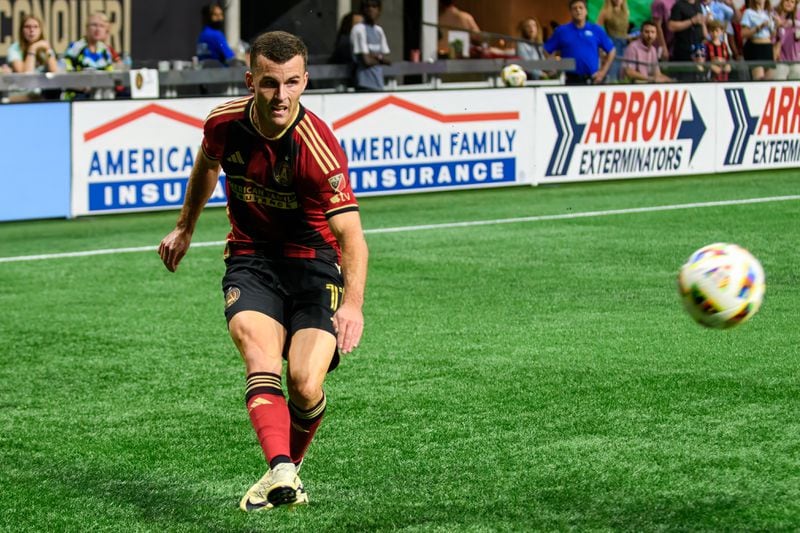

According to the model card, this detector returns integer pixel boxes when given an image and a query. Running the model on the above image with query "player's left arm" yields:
[328,211,368,354]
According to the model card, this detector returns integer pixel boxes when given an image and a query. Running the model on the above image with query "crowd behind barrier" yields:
[3,56,798,102]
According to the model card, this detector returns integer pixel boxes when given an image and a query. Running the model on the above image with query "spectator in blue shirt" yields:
[197,2,235,65]
[544,0,616,85]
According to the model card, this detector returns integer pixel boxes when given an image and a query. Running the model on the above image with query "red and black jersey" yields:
[202,96,358,263]
[704,39,730,81]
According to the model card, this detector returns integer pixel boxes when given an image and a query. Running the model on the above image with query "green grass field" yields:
[1,170,798,531]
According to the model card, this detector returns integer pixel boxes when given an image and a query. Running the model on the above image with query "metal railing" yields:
[0,57,576,101]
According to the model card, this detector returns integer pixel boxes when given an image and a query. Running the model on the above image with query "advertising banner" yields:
[319,89,535,196]
[534,84,716,183]
[70,94,318,216]
[72,97,223,216]
[717,82,800,171]
[0,102,71,222]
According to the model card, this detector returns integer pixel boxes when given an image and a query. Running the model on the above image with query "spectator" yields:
[438,0,482,57]
[516,17,546,79]
[597,0,630,82]
[699,0,741,58]
[623,20,675,82]
[773,0,800,80]
[5,15,59,102]
[63,12,122,100]
[544,0,616,85]
[351,0,390,91]
[197,2,236,65]
[329,12,363,64]
[705,19,732,80]
[652,0,677,59]
[8,15,58,75]
[741,0,777,80]
[669,0,707,79]
[64,12,120,72]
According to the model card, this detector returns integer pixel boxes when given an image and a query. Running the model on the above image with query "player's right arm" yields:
[158,149,221,272]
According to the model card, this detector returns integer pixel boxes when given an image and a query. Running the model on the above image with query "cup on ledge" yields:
[173,60,184,71]
[158,60,170,72]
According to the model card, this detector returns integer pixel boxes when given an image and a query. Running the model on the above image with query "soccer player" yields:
[158,30,368,511]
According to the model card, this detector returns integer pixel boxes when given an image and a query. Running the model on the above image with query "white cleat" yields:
[266,463,299,506]
[239,470,273,512]
[240,462,309,512]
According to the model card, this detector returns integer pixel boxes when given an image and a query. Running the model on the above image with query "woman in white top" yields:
[741,0,777,80]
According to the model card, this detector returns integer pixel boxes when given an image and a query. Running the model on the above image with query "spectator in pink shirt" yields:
[652,0,677,59]
[774,0,800,79]
[623,20,675,82]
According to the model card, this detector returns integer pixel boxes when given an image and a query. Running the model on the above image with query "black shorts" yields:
[744,41,774,63]
[222,254,343,369]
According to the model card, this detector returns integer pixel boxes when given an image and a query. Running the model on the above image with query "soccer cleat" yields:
[292,481,309,507]
[266,463,299,506]
[239,463,308,512]
[239,470,273,512]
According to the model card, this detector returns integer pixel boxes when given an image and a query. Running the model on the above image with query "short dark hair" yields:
[360,0,381,12]
[569,0,587,7]
[641,19,657,31]
[201,2,222,26]
[249,31,308,70]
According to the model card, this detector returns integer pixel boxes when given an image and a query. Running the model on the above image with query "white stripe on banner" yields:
[1,194,798,263]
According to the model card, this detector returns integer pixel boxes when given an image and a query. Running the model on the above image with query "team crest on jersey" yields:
[328,173,352,204]
[328,173,345,192]
[225,287,241,309]
[274,161,293,187]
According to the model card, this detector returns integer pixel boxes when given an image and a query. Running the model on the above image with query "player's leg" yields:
[286,328,337,465]
[230,311,301,510]
[223,256,299,510]
[284,258,343,468]
[284,328,337,508]
[229,311,289,464]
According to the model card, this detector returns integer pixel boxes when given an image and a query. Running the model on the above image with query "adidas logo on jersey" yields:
[226,151,245,165]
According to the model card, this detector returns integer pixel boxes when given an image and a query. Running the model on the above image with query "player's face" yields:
[246,54,308,136]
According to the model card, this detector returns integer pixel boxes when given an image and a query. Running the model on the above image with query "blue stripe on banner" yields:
[349,158,516,193]
[88,176,227,211]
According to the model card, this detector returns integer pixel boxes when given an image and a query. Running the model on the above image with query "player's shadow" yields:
[35,458,258,532]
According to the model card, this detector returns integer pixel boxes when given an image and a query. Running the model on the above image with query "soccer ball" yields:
[677,243,765,329]
[500,64,527,87]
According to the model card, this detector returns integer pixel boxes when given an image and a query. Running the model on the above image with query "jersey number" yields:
[325,283,344,311]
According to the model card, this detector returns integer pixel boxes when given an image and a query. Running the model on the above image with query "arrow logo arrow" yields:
[677,95,706,160]
[546,93,585,177]
[724,88,759,166]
